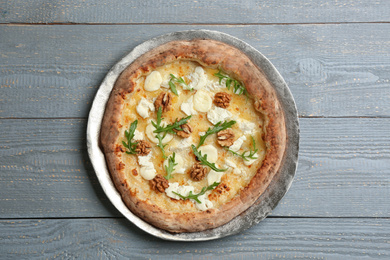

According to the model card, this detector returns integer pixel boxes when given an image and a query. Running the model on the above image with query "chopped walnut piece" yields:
[173,123,193,138]
[150,174,169,193]
[214,92,232,108]
[217,129,235,147]
[134,140,152,156]
[189,162,208,181]
[154,92,172,112]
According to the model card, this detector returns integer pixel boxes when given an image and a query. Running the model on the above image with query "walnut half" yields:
[214,92,232,108]
[173,123,193,138]
[150,174,169,193]
[217,129,235,147]
[154,92,172,112]
[189,162,208,181]
[135,140,152,156]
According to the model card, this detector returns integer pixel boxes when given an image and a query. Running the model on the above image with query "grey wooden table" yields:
[1,1,389,259]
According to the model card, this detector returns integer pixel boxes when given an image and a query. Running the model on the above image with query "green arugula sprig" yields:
[228,136,259,161]
[197,120,236,148]
[164,152,178,180]
[122,120,139,154]
[151,107,168,158]
[169,74,190,95]
[214,70,247,95]
[153,116,192,135]
[151,107,192,158]
[191,145,227,172]
[173,182,220,203]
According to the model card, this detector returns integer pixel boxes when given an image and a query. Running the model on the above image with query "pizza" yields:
[100,39,286,233]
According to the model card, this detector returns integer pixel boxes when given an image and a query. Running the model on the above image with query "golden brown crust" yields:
[100,39,286,233]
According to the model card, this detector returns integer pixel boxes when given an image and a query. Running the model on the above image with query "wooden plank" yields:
[0,218,389,259]
[1,0,390,24]
[1,24,390,118]
[0,118,389,218]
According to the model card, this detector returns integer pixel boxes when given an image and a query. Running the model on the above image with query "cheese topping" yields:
[188,66,207,90]
[193,90,212,112]
[136,98,155,119]
[207,106,232,125]
[118,60,266,212]
[198,145,218,163]
[229,136,247,152]
[144,71,162,91]
[181,96,197,116]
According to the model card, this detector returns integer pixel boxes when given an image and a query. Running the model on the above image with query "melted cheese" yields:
[117,60,266,212]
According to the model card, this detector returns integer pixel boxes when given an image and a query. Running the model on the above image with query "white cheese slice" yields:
[188,66,207,90]
[181,96,197,116]
[195,194,213,211]
[139,166,156,180]
[198,145,218,163]
[239,119,257,135]
[136,97,155,119]
[163,153,185,175]
[132,129,144,141]
[145,123,173,144]
[229,136,247,152]
[144,71,162,91]
[207,170,224,186]
[170,136,193,152]
[138,152,156,180]
[165,182,195,200]
[225,159,242,175]
[207,106,232,125]
[138,152,153,167]
[193,90,212,112]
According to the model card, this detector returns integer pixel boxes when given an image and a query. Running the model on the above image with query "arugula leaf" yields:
[197,120,236,148]
[191,145,227,172]
[153,115,192,134]
[164,152,178,180]
[214,70,247,96]
[173,182,220,203]
[227,136,259,161]
[169,74,189,95]
[151,107,168,158]
[122,120,139,154]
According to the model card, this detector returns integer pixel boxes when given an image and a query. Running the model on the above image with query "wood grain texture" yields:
[1,24,390,118]
[1,0,390,24]
[0,118,389,218]
[0,218,389,259]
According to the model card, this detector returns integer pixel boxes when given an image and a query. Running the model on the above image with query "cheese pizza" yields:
[100,39,286,233]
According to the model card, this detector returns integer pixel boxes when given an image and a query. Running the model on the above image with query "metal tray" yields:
[86,30,299,241]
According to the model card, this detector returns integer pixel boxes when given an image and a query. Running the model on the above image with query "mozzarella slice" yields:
[193,90,212,112]
[207,106,232,125]
[144,71,162,91]
[181,96,197,116]
[198,145,218,163]
[136,98,155,119]
[163,153,185,174]
[239,119,257,135]
[207,170,224,186]
[225,159,242,175]
[188,66,207,90]
[145,123,173,144]
[229,136,247,152]
[139,166,156,180]
[195,194,213,211]
[165,182,195,200]
[132,129,144,141]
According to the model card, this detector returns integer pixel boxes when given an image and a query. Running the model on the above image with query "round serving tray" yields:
[87,30,299,241]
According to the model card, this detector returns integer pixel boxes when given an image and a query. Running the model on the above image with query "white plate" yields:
[87,30,299,241]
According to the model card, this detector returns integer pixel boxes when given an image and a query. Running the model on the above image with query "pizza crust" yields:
[100,39,286,233]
